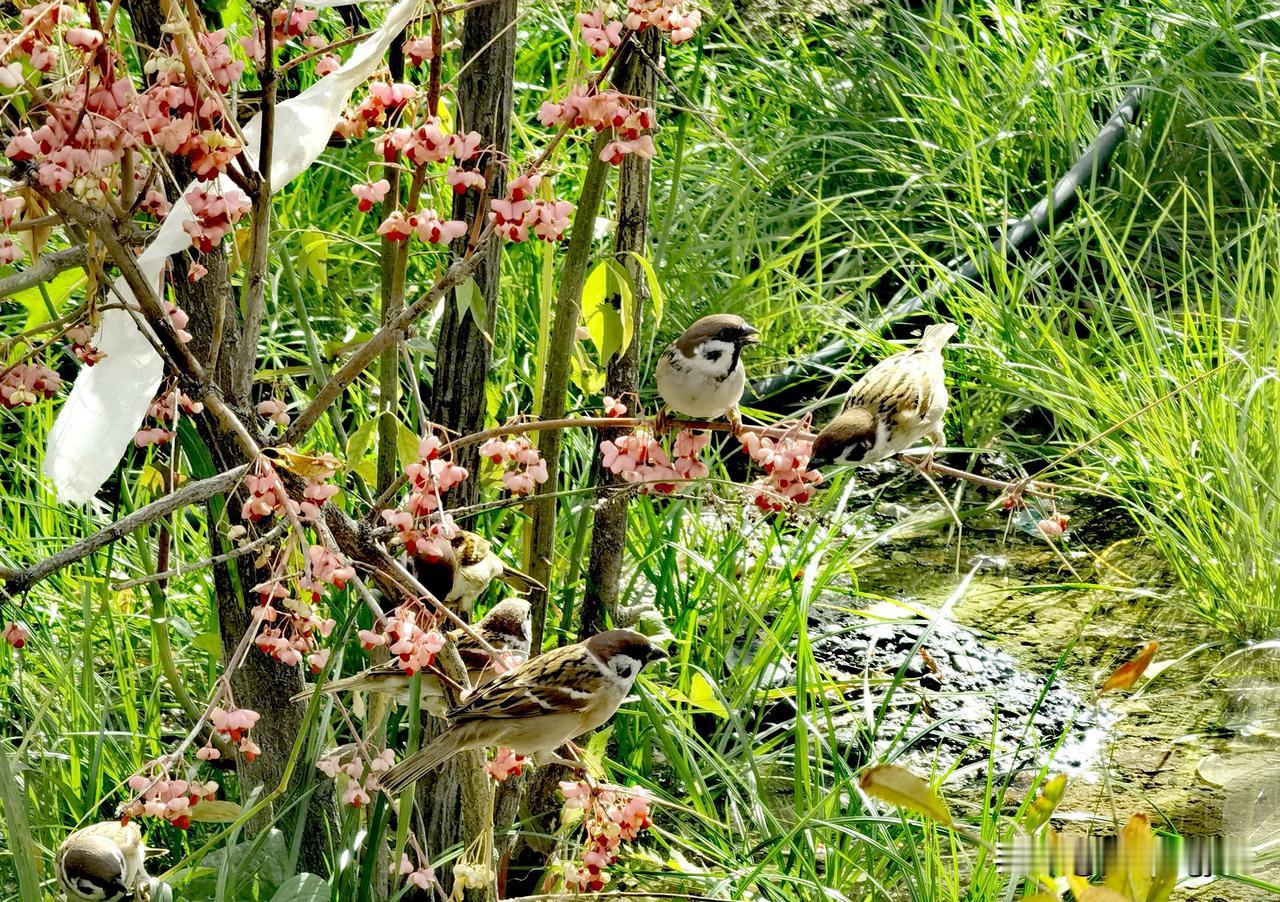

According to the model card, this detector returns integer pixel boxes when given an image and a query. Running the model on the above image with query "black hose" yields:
[745,83,1148,403]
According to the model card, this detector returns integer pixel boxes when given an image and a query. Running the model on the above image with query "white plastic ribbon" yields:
[45,0,417,503]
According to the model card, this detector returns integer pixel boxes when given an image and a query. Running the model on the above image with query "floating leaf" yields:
[1023,774,1067,833]
[298,230,328,286]
[189,799,243,823]
[1101,642,1158,694]
[859,764,953,826]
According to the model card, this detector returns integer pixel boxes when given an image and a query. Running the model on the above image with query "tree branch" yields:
[0,246,86,299]
[0,465,249,597]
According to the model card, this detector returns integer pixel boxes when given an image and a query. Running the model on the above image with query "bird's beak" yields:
[741,326,761,344]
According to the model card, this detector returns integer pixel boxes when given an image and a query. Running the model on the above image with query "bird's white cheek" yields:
[609,654,641,682]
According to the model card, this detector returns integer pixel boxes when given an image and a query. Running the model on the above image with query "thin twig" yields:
[112,522,286,590]
[0,465,250,596]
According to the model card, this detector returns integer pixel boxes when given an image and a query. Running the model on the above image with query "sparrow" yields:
[290,598,533,715]
[56,821,149,901]
[811,323,958,468]
[379,629,667,794]
[654,314,760,430]
[412,529,543,615]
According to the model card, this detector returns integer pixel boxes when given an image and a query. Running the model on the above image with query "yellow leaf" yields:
[1101,642,1158,694]
[1024,774,1068,833]
[189,799,243,823]
[858,764,953,826]
[262,446,342,480]
[1103,813,1154,899]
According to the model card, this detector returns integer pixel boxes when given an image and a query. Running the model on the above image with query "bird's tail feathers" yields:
[379,736,458,794]
[918,323,958,351]
[497,564,545,594]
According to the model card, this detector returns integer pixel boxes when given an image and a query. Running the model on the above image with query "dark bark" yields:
[177,246,335,876]
[413,2,517,897]
[580,31,659,639]
[427,0,517,514]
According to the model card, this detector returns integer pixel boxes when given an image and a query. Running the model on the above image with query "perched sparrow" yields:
[291,598,532,715]
[379,629,667,793]
[811,323,958,467]
[655,314,760,430]
[56,821,148,901]
[412,529,543,615]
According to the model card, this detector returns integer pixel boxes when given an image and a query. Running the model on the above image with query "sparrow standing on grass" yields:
[655,314,760,431]
[291,598,533,715]
[56,821,150,901]
[811,323,958,468]
[412,529,543,615]
[379,629,667,793]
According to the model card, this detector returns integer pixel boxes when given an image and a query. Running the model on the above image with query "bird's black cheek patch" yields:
[703,348,723,363]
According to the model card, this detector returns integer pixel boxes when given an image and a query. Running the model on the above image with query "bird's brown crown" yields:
[585,629,668,664]
[476,598,531,637]
[674,314,759,356]
[811,408,877,463]
[454,529,492,566]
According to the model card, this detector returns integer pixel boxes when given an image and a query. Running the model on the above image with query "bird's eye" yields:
[718,328,735,341]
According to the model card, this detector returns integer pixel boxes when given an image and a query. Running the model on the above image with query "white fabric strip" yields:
[45,0,418,503]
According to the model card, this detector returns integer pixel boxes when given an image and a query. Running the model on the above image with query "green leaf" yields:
[581,258,634,365]
[345,418,378,465]
[626,251,664,328]
[455,276,492,343]
[191,631,223,657]
[268,873,328,902]
[298,230,328,286]
[189,799,243,823]
[11,266,85,339]
[394,416,420,470]
[662,672,728,718]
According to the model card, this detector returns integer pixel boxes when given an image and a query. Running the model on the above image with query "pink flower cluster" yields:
[483,747,527,782]
[602,396,628,418]
[400,854,438,892]
[241,464,292,522]
[0,362,60,408]
[122,769,219,830]
[738,431,822,511]
[317,748,395,807]
[560,781,654,892]
[357,602,446,675]
[538,89,656,167]
[250,572,337,670]
[478,434,549,495]
[135,389,203,447]
[600,427,708,493]
[257,397,291,427]
[400,434,469,518]
[405,35,434,67]
[377,208,468,245]
[487,172,575,243]
[4,20,245,202]
[208,706,262,759]
[352,179,390,213]
[624,0,702,41]
[3,621,29,649]
[0,236,22,265]
[66,323,104,365]
[183,184,251,253]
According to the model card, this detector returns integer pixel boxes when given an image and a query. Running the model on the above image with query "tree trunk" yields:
[175,245,335,876]
[428,0,517,514]
[414,2,516,897]
[580,30,659,639]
